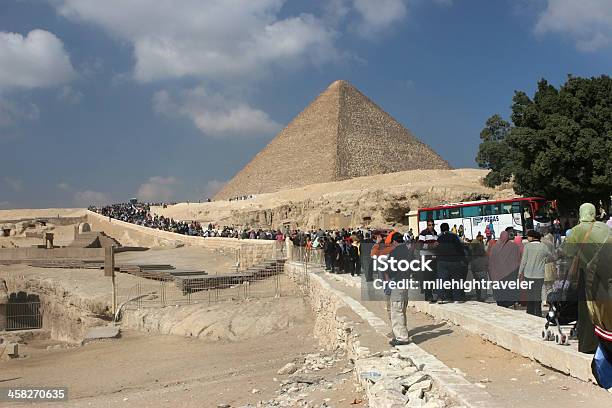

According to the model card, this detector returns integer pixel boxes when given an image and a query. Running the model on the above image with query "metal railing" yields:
[6,302,42,331]
[115,260,301,310]
[288,246,325,266]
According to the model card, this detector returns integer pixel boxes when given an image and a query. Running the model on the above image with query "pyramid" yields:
[215,80,450,199]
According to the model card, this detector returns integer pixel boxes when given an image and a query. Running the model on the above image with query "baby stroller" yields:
[542,259,578,345]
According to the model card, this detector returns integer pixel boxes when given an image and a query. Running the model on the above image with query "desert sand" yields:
[152,168,514,229]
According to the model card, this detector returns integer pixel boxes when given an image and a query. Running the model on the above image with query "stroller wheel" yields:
[541,330,546,340]
[555,334,560,344]
[546,330,554,341]
[561,334,568,345]
[569,328,576,337]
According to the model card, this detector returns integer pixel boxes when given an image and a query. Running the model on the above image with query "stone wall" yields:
[86,211,275,270]
[284,262,503,408]
[0,247,105,263]
[284,262,450,407]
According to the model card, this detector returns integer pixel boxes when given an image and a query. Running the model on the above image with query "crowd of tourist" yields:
[89,203,292,239]
[89,199,611,387]
[89,203,204,236]
[290,204,609,387]
[228,194,255,202]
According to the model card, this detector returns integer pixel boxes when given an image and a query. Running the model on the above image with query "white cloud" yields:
[73,190,111,206]
[3,177,23,191]
[137,176,179,202]
[56,0,337,82]
[0,29,76,90]
[352,0,408,36]
[332,0,451,39]
[153,87,281,138]
[535,0,612,51]
[57,182,72,191]
[57,86,83,104]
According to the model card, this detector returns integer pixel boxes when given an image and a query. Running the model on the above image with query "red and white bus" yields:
[418,197,553,240]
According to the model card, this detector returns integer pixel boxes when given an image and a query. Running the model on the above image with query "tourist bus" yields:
[417,197,553,240]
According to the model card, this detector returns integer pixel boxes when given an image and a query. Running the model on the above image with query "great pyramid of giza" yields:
[215,80,450,199]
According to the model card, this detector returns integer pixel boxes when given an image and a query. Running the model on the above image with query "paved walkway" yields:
[326,271,594,382]
[303,265,503,408]
[409,300,593,382]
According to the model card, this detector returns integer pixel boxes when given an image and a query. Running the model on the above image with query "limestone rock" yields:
[401,373,429,389]
[278,362,298,375]
[216,80,450,200]
[408,379,432,393]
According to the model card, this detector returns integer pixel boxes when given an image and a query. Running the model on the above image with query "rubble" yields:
[356,353,449,408]
[240,349,361,408]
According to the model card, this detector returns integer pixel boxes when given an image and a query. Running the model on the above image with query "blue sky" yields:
[1,0,611,208]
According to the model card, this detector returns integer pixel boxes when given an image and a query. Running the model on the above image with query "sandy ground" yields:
[0,209,87,221]
[150,168,513,222]
[115,246,236,275]
[1,327,363,408]
[0,245,364,407]
[321,274,612,408]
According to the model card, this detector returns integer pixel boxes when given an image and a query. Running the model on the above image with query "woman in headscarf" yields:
[513,233,524,253]
[563,203,611,354]
[489,231,522,307]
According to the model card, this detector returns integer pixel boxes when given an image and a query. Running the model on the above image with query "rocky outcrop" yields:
[156,169,514,230]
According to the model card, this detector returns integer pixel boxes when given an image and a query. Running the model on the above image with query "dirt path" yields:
[320,272,612,407]
[1,328,363,408]
[115,246,236,275]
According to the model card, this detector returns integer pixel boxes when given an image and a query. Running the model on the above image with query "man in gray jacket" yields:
[519,230,552,317]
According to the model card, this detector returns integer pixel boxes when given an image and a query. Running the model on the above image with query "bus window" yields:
[483,204,500,215]
[462,205,481,217]
[419,210,432,221]
[511,202,521,214]
[434,209,448,219]
[501,203,512,214]
[449,208,461,219]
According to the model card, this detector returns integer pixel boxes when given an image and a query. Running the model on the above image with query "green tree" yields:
[476,75,612,210]
[476,114,514,187]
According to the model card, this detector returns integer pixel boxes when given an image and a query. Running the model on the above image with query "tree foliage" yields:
[476,75,612,209]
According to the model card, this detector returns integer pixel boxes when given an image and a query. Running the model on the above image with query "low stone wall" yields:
[86,211,275,270]
[0,247,105,263]
[283,262,496,407]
